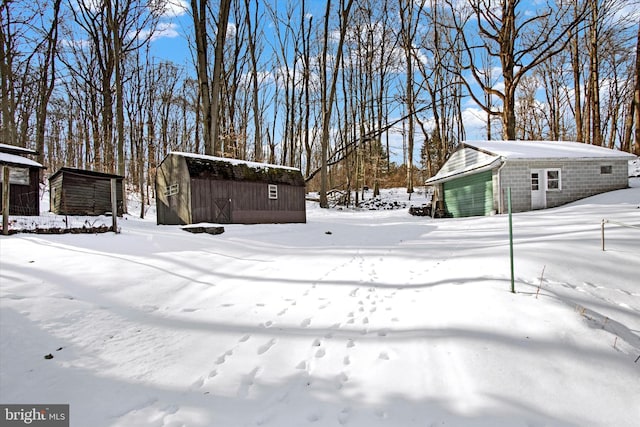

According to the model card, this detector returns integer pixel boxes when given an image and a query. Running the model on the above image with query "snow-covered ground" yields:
[1,181,639,427]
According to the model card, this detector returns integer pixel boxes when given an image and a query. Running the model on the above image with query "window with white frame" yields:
[546,169,561,191]
[268,184,278,200]
[164,183,179,196]
[531,172,540,191]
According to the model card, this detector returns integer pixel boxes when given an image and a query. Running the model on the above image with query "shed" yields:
[156,152,306,225]
[426,140,636,217]
[49,167,124,216]
[0,143,44,216]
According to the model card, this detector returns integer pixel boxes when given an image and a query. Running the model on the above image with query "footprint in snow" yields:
[192,376,205,388]
[301,318,312,327]
[337,372,348,384]
[307,412,321,422]
[257,339,277,355]
[338,407,351,425]
[216,350,233,365]
[237,367,261,398]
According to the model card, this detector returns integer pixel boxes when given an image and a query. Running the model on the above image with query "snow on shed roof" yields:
[0,143,37,156]
[171,151,301,172]
[465,140,636,160]
[0,152,43,168]
[167,152,305,186]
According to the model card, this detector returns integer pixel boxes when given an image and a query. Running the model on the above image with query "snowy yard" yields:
[1,181,639,427]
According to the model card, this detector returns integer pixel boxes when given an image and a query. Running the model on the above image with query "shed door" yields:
[530,169,546,210]
[191,179,232,224]
[443,170,493,217]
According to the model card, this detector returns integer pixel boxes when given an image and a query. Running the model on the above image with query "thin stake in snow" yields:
[2,166,8,235]
[508,187,515,293]
[536,265,546,299]
[601,219,640,251]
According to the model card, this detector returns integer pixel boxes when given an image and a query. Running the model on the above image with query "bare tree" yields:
[319,0,354,208]
[399,0,426,197]
[1,0,60,159]
[622,23,639,154]
[450,0,588,140]
[243,0,263,161]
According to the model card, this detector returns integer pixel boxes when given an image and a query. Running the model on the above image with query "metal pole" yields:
[508,187,515,293]
[2,166,10,235]
[110,178,118,234]
[601,219,605,251]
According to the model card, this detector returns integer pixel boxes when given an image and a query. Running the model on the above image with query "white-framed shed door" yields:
[530,169,546,210]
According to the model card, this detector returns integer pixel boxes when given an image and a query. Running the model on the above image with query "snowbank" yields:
[1,182,639,426]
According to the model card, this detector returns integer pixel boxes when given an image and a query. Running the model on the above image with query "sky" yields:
[146,0,492,152]
[127,0,640,163]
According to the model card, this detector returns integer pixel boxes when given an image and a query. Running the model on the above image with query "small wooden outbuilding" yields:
[156,152,306,225]
[0,143,44,216]
[49,167,124,216]
[426,140,636,217]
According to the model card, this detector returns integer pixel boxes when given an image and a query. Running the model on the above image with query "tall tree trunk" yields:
[210,0,231,155]
[34,0,61,180]
[570,27,583,142]
[635,25,640,156]
[500,0,517,140]
[191,0,212,155]
[623,23,639,154]
[589,0,602,145]
[244,0,262,161]
[0,1,18,148]
[319,0,354,208]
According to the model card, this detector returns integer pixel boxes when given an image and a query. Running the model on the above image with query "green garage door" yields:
[443,170,494,217]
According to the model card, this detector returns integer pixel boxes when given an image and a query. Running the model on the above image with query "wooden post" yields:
[2,166,9,235]
[110,178,118,234]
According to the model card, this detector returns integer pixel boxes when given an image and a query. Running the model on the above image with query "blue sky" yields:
[142,0,640,160]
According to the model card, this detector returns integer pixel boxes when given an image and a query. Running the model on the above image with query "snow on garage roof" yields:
[465,140,636,160]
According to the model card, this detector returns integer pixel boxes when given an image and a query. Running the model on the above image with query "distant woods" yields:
[1,0,639,209]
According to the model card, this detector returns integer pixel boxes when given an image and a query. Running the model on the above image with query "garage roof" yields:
[426,140,636,185]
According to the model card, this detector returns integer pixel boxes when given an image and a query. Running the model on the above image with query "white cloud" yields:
[139,22,180,42]
[157,0,189,18]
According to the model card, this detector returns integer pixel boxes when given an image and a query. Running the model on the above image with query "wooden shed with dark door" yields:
[49,167,124,216]
[156,152,306,225]
[0,143,44,216]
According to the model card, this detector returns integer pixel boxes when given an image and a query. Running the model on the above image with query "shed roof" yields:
[0,143,38,156]
[169,152,305,186]
[426,140,636,185]
[0,152,44,168]
[49,167,124,181]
